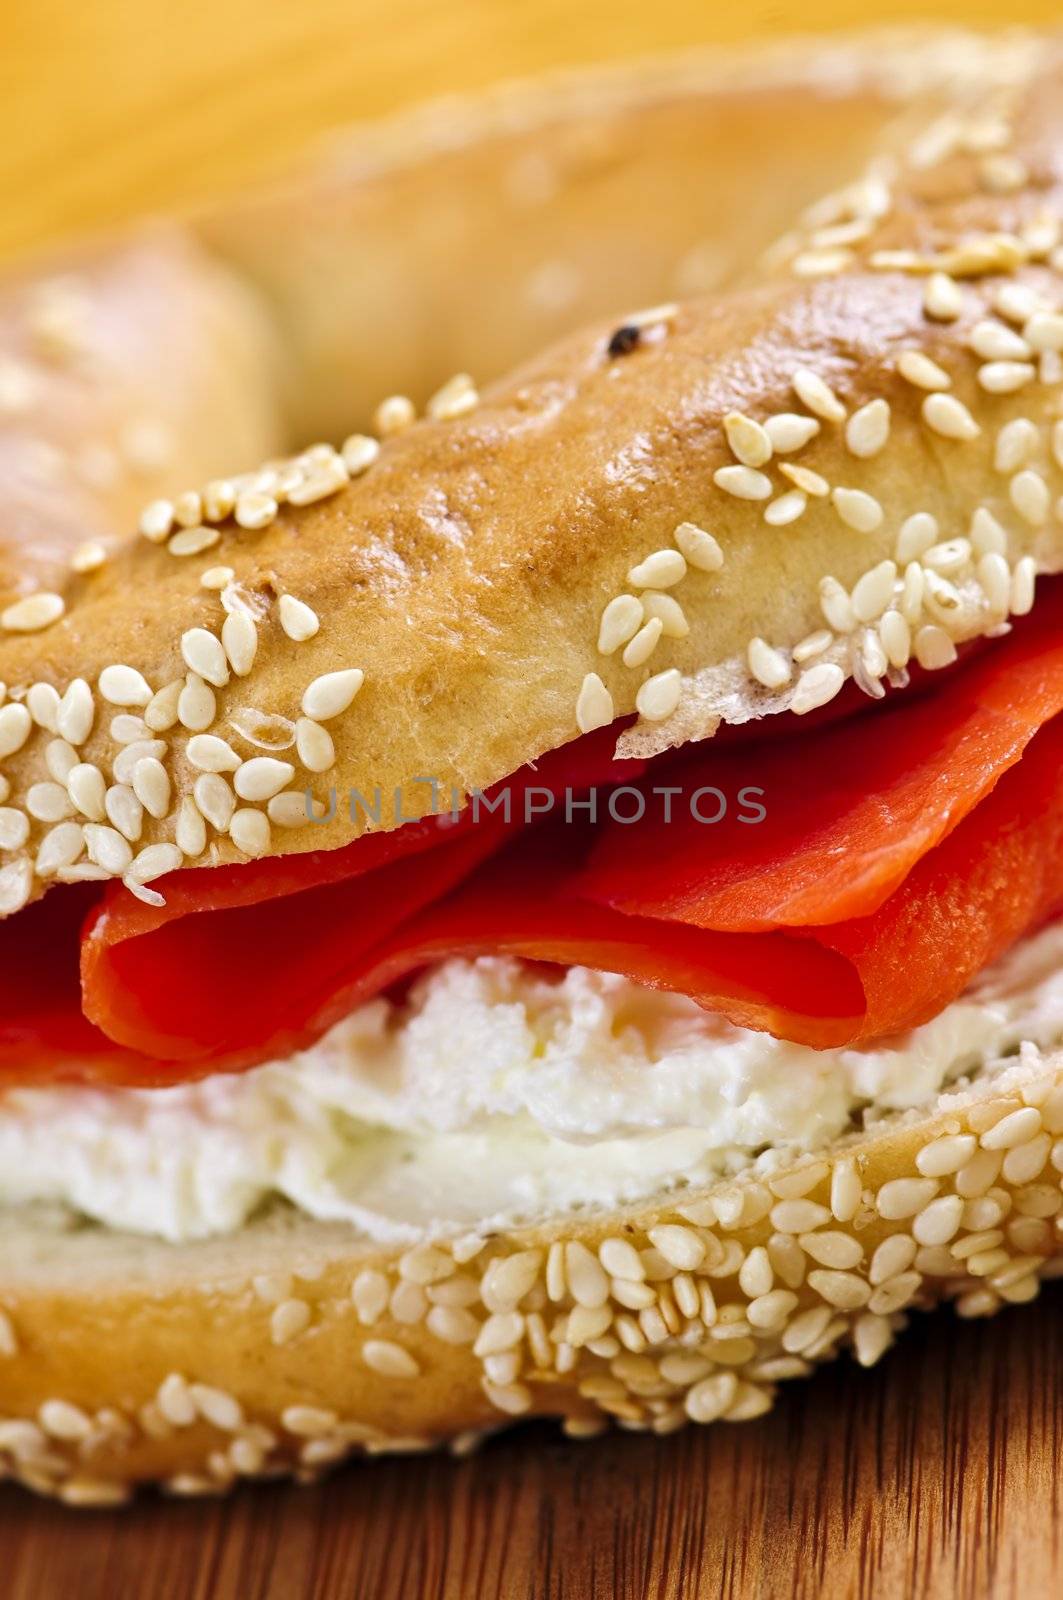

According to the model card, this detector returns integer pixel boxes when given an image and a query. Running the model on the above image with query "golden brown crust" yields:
[0,1052,1058,1502]
[2,54,1063,911]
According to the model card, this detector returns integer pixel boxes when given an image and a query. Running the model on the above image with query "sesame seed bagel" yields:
[0,1047,1059,1504]
[4,50,1063,906]
[2,30,1063,1506]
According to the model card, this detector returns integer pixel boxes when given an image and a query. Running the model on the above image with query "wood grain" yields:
[2,0,1062,263]
[4,1285,1062,1598]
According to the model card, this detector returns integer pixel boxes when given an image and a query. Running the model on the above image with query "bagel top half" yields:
[1,46,1063,916]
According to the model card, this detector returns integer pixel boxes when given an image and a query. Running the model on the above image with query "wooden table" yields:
[4,2,1063,1595]
[4,1284,1062,1598]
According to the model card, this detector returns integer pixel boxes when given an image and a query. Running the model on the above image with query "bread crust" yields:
[0,1051,1059,1502]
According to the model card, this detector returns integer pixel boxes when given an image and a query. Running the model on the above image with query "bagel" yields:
[0,29,1062,1506]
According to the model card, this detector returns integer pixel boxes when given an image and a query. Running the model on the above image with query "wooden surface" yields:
[2,1285,1062,1598]
[5,1,1063,1595]
[1,0,1061,262]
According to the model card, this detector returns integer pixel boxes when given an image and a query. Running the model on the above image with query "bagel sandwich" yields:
[0,30,1062,1505]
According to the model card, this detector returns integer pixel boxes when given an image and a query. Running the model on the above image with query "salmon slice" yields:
[0,595,1058,1082]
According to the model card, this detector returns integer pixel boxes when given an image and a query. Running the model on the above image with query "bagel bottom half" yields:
[0,1041,1060,1505]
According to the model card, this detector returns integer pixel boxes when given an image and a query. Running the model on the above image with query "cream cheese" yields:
[1,920,1061,1245]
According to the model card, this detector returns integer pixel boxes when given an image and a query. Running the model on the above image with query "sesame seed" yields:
[565,1240,610,1306]
[898,350,951,390]
[139,499,174,542]
[427,372,479,421]
[640,593,688,639]
[914,621,959,670]
[845,398,890,458]
[1009,470,1049,526]
[111,713,149,744]
[145,680,183,732]
[599,1239,644,1281]
[763,413,821,453]
[201,566,235,592]
[202,480,236,522]
[626,549,687,589]
[798,1231,863,1269]
[193,773,235,831]
[35,821,84,877]
[1,592,64,633]
[271,1300,311,1345]
[173,490,202,529]
[98,665,152,708]
[373,395,416,437]
[879,609,911,668]
[55,679,93,746]
[473,1311,524,1358]
[621,617,662,669]
[26,782,74,822]
[104,783,144,841]
[576,672,613,733]
[713,465,772,500]
[788,631,830,668]
[351,1269,389,1324]
[922,392,980,440]
[186,734,240,773]
[968,320,1031,361]
[222,611,258,678]
[792,367,846,423]
[780,467,828,502]
[26,682,59,732]
[979,360,1036,394]
[176,798,207,858]
[181,628,230,688]
[342,434,380,475]
[427,1306,479,1345]
[71,540,107,574]
[923,272,964,320]
[230,809,271,857]
[234,492,278,531]
[738,1246,774,1298]
[685,1373,738,1423]
[912,1193,964,1246]
[808,1270,870,1310]
[190,1384,243,1432]
[278,595,320,642]
[295,717,335,773]
[301,669,365,719]
[850,560,897,623]
[362,1340,419,1378]
[764,491,807,526]
[169,525,221,558]
[0,809,29,850]
[112,739,166,786]
[131,757,170,819]
[0,702,29,760]
[1025,312,1063,352]
[635,668,681,722]
[994,418,1039,473]
[647,1225,705,1272]
[0,860,30,915]
[980,1106,1042,1149]
[747,637,792,689]
[770,1199,831,1234]
[178,674,216,733]
[127,843,182,884]
[234,757,294,802]
[673,522,723,571]
[818,576,855,633]
[791,661,846,715]
[723,411,772,467]
[1010,555,1037,616]
[83,824,133,876]
[38,1400,92,1441]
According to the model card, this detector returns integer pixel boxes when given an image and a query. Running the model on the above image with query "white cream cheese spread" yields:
[1,920,1061,1244]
